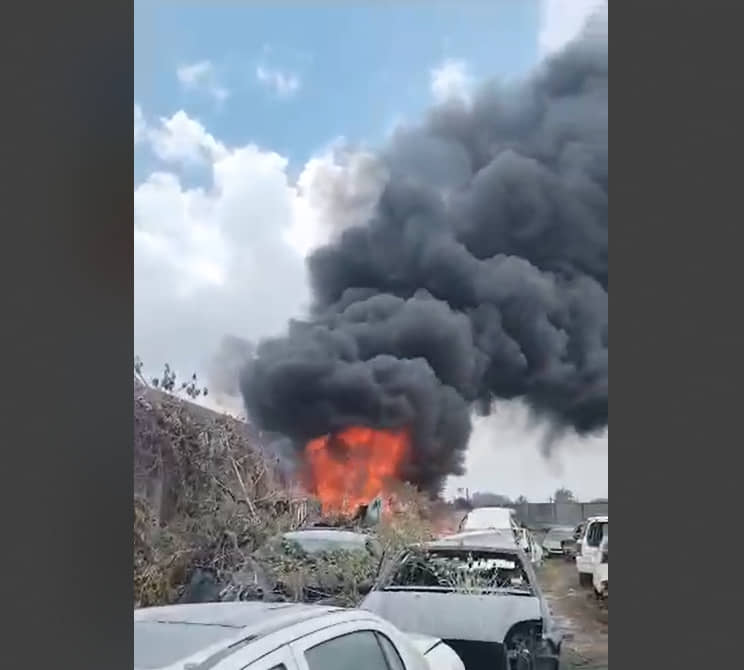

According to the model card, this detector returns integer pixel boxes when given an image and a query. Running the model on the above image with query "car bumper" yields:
[593,565,608,594]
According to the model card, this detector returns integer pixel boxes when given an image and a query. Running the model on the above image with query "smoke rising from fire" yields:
[241,21,608,495]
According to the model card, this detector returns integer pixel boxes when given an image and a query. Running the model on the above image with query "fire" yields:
[304,426,409,515]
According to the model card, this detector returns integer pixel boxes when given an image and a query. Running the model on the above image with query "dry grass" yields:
[133,382,443,609]
[133,382,307,607]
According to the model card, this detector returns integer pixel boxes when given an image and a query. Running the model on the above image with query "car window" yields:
[282,531,367,554]
[376,632,406,670]
[305,630,393,670]
[386,548,532,592]
[586,521,607,547]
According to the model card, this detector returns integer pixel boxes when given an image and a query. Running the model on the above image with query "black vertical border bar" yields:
[615,1,741,667]
[1,0,133,668]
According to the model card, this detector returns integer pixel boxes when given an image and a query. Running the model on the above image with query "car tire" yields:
[579,572,593,587]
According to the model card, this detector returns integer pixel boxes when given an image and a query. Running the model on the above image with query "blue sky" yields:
[133,0,608,500]
[135,2,540,181]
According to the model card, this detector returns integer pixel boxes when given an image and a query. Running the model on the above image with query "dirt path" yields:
[537,557,608,670]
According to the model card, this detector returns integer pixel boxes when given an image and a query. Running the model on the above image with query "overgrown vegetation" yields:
[134,370,444,609]
[134,376,304,607]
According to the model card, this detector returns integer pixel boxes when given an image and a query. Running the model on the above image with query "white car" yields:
[541,527,575,557]
[134,601,465,670]
[457,508,542,565]
[458,507,520,534]
[592,534,608,599]
[575,516,608,587]
[362,531,562,670]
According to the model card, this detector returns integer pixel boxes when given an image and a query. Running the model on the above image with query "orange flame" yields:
[304,426,409,515]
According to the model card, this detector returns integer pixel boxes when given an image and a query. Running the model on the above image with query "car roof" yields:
[586,515,608,523]
[135,603,369,670]
[468,506,515,513]
[428,529,521,552]
[463,507,515,522]
[134,601,342,631]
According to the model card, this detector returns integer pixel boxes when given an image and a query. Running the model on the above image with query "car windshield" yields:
[384,548,533,594]
[282,530,370,554]
[461,508,513,530]
[134,621,239,669]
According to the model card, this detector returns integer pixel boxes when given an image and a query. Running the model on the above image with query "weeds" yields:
[133,381,441,609]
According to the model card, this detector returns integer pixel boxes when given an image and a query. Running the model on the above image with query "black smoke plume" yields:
[241,25,608,495]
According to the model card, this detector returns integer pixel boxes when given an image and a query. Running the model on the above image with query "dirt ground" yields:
[536,557,608,670]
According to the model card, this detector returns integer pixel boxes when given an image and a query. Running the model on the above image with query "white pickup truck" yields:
[134,601,464,670]
[575,516,608,587]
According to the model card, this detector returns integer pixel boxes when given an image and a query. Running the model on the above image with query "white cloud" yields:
[135,108,317,393]
[134,104,146,144]
[177,61,212,86]
[176,60,230,104]
[256,65,301,99]
[146,111,228,166]
[430,59,473,104]
[538,0,608,57]
[287,141,388,256]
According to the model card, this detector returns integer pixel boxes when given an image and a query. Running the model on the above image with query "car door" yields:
[575,521,593,572]
[532,532,544,564]
[290,622,423,670]
[583,521,606,569]
[518,527,538,564]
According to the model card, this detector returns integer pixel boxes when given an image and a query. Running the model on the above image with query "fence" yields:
[512,501,608,528]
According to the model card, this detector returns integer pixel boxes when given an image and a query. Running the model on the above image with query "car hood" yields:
[362,590,542,643]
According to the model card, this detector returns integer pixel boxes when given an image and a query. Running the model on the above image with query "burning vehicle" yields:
[360,531,562,670]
